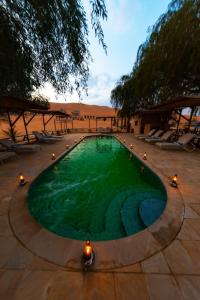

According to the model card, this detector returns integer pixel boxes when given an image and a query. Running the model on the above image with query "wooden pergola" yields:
[148,95,200,134]
[135,95,200,135]
[0,96,69,142]
[95,116,121,132]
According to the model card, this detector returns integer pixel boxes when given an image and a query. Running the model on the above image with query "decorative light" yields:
[52,153,56,160]
[143,152,147,160]
[19,174,25,186]
[171,174,178,188]
[83,240,92,259]
[74,139,77,143]
[66,145,69,149]
[123,139,126,143]
[130,144,133,149]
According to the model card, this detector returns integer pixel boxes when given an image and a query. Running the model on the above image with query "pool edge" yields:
[8,134,184,270]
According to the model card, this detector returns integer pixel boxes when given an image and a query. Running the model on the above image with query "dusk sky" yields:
[39,0,170,106]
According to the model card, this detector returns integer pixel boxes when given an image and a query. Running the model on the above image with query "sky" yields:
[38,0,170,107]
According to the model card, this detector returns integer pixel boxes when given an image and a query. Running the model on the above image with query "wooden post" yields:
[7,111,16,142]
[42,113,45,131]
[187,107,195,132]
[175,109,182,136]
[54,118,56,133]
[22,112,29,142]
[60,118,63,132]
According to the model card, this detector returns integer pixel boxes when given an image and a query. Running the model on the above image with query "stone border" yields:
[8,134,184,270]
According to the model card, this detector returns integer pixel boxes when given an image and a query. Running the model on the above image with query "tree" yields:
[0,0,107,98]
[133,0,200,105]
[111,75,137,131]
[0,6,38,98]
[111,0,200,114]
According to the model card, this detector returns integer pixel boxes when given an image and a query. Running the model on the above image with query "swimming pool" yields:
[28,136,166,241]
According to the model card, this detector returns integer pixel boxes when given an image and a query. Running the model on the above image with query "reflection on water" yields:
[28,136,166,241]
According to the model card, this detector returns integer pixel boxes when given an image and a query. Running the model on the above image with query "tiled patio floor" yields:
[0,133,200,300]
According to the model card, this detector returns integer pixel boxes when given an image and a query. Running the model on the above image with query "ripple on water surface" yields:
[28,136,166,241]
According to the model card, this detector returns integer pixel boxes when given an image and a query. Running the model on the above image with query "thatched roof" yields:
[0,96,49,112]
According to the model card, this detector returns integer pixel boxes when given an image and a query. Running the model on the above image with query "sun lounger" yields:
[0,152,16,164]
[156,133,196,151]
[138,129,163,140]
[0,139,41,152]
[42,130,64,139]
[33,131,60,143]
[145,130,174,144]
[136,129,156,139]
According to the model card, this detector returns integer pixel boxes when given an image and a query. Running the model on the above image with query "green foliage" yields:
[0,0,107,97]
[111,0,200,114]
[2,125,18,139]
[31,95,50,109]
[0,6,38,98]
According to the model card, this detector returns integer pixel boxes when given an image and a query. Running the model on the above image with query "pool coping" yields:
[8,134,184,270]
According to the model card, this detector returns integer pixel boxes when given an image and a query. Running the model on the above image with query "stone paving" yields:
[0,133,200,300]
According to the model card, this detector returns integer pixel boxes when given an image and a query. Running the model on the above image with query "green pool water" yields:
[28,136,166,241]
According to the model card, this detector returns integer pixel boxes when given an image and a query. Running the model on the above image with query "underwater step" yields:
[139,198,166,227]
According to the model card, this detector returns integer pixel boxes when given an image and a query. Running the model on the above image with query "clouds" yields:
[85,73,117,105]
[37,1,170,107]
[36,73,117,107]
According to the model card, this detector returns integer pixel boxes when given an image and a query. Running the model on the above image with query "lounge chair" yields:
[42,130,64,139]
[33,131,60,143]
[156,133,196,151]
[0,151,16,164]
[138,129,163,140]
[136,129,156,139]
[145,130,174,144]
[0,139,41,152]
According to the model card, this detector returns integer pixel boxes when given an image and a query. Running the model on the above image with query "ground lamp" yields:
[123,139,126,143]
[130,144,133,149]
[171,174,178,188]
[82,240,95,271]
[66,145,69,149]
[19,174,26,186]
[52,153,56,160]
[74,139,77,143]
[143,152,147,160]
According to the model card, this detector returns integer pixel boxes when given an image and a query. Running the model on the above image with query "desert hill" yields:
[50,102,117,117]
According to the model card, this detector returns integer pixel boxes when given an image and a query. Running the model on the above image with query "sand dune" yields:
[0,102,117,139]
[50,102,117,116]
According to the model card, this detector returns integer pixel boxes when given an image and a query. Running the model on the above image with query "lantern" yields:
[52,153,56,160]
[19,174,25,186]
[171,174,178,188]
[83,240,92,258]
[143,152,147,160]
